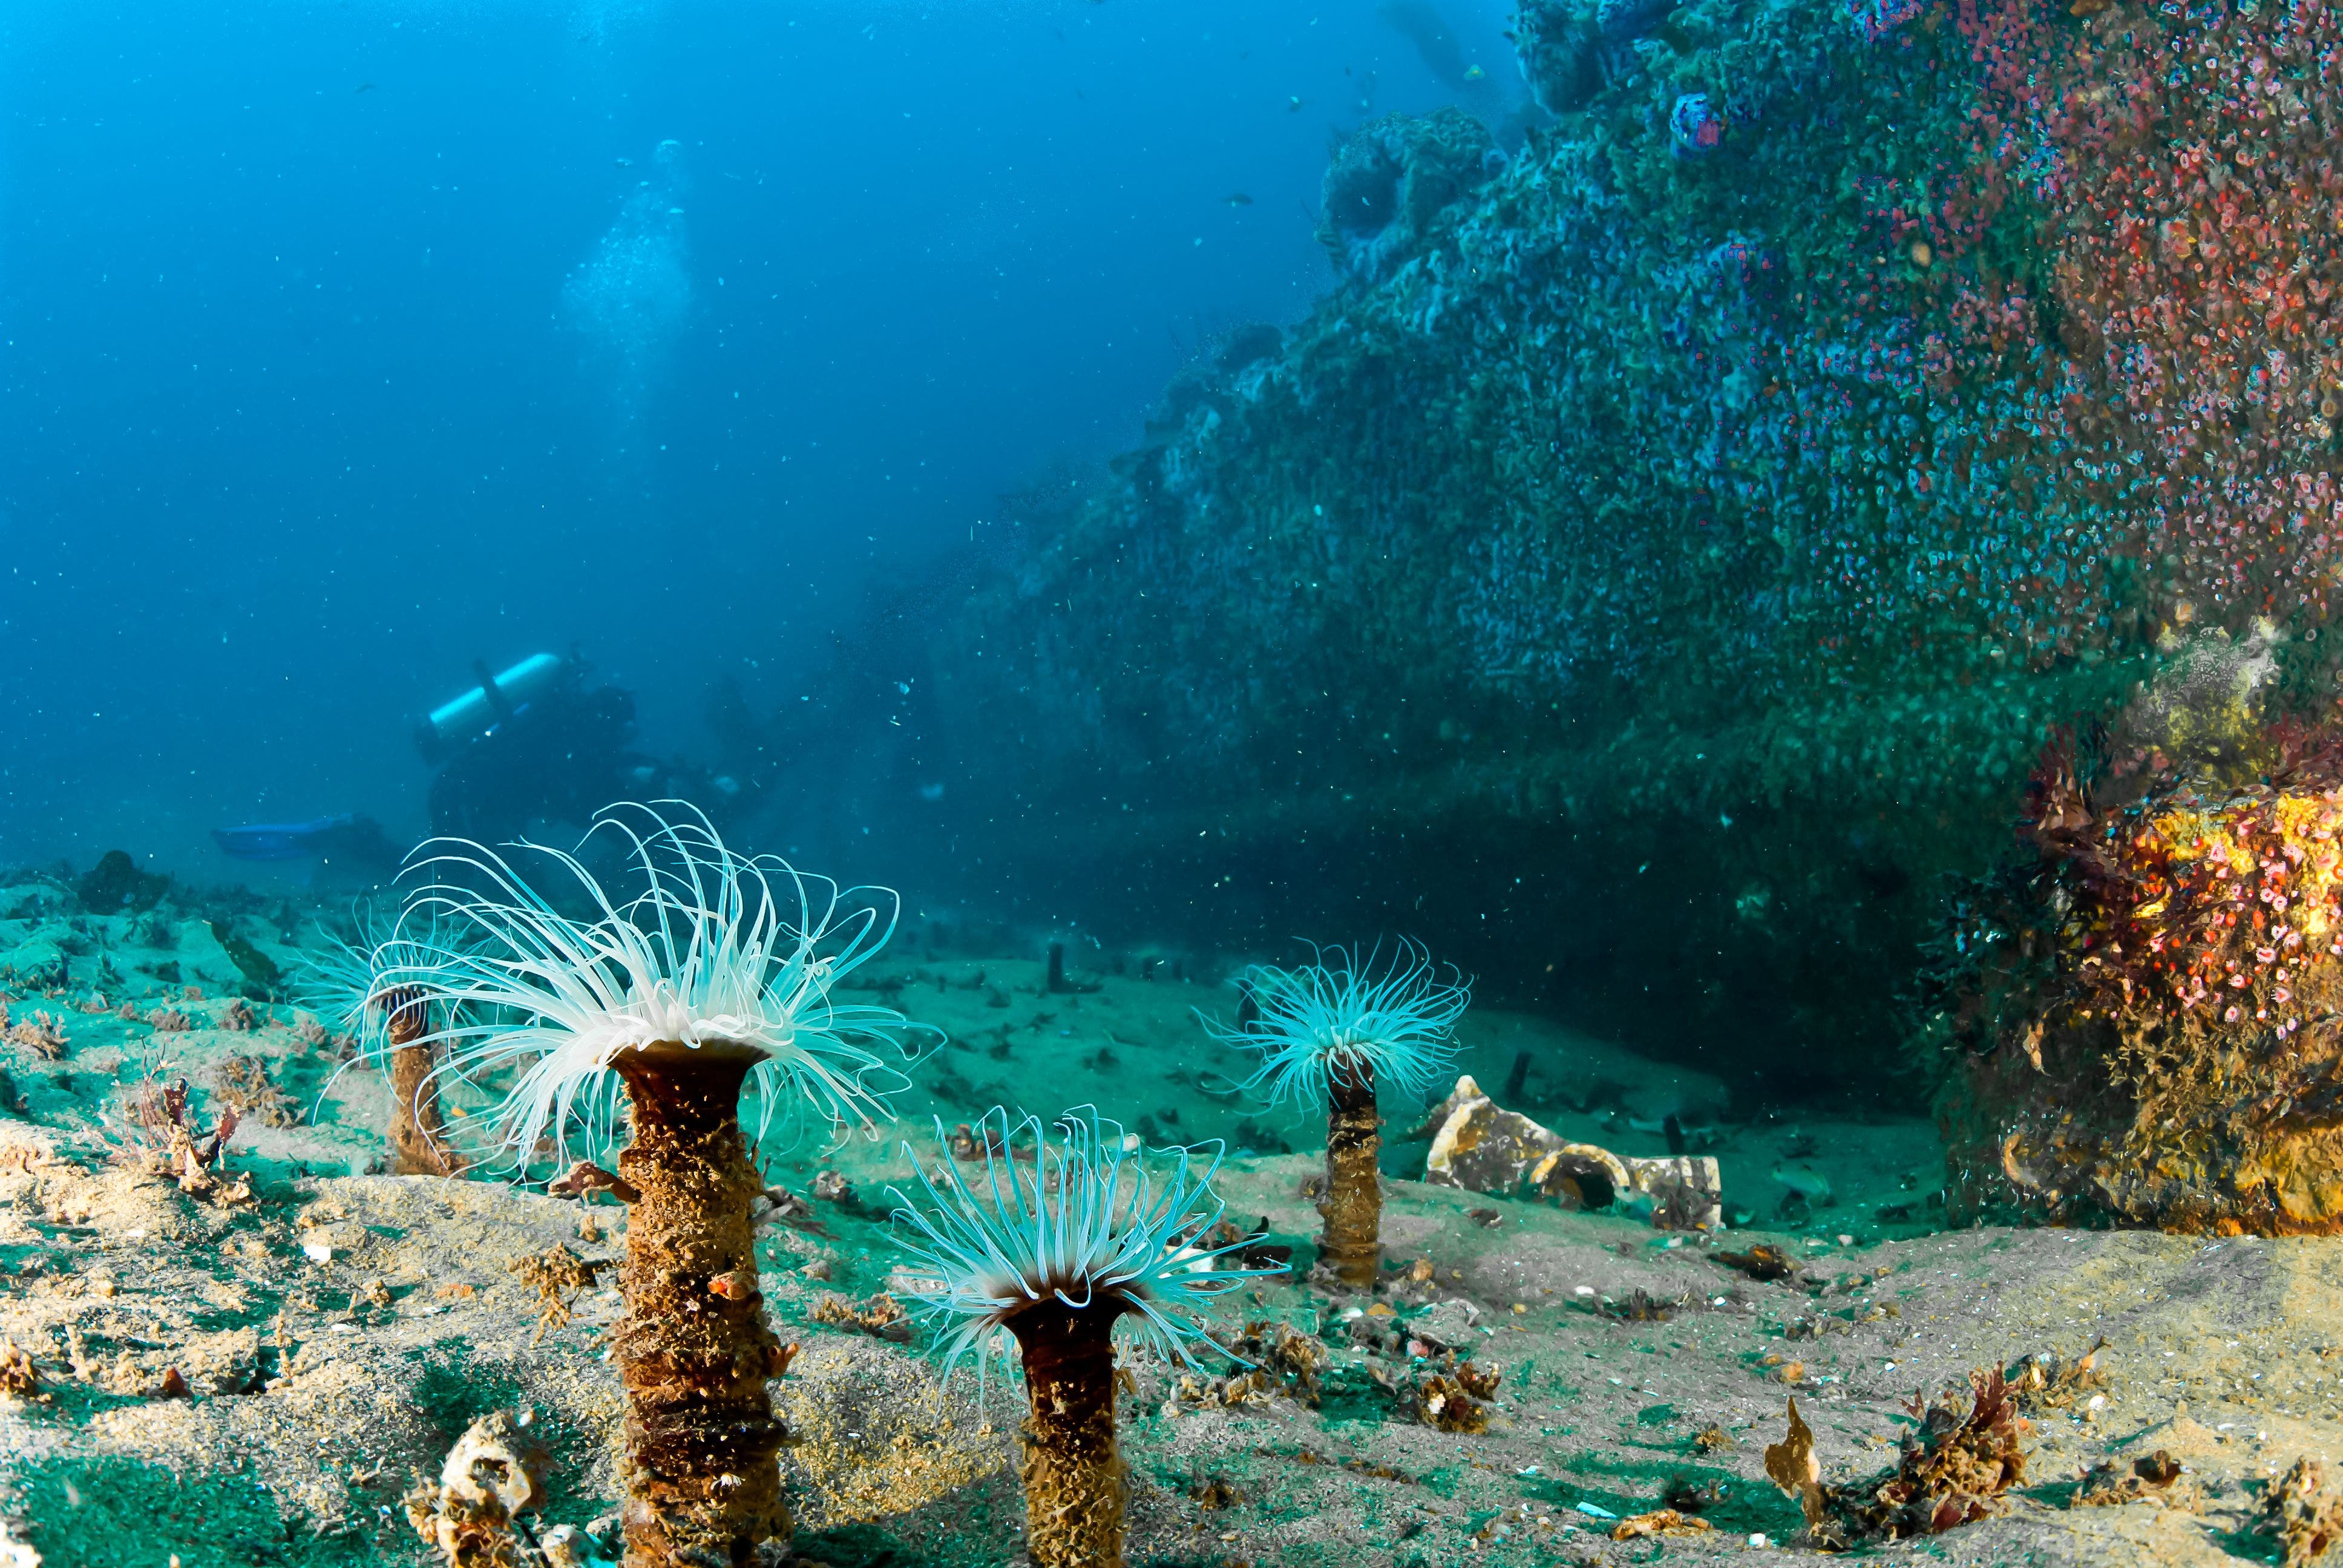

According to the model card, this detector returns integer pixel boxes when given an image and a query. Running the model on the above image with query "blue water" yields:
[0,0,1519,877]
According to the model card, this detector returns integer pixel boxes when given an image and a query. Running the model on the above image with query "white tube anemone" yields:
[373,802,924,1169]
[1201,938,1472,1109]
[886,1108,1281,1388]
[300,906,483,1149]
[298,903,479,1068]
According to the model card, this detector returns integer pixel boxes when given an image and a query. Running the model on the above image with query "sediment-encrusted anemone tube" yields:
[378,981,462,1175]
[372,803,925,1568]
[887,1109,1284,1568]
[1203,939,1469,1289]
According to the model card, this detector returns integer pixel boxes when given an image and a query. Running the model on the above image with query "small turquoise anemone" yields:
[888,1108,1282,1567]
[1203,937,1471,1108]
[1201,938,1470,1289]
[297,903,480,1064]
[297,903,490,1172]
[288,902,395,1054]
[886,1106,1273,1381]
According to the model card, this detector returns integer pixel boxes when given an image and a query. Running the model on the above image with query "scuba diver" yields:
[415,650,738,842]
[212,651,740,875]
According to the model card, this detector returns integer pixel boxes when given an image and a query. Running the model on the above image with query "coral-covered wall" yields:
[925,0,2343,1085]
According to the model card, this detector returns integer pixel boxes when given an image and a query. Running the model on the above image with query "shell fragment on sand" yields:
[1416,1074,1722,1231]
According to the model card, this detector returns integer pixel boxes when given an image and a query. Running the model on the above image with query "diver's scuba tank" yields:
[414,652,568,763]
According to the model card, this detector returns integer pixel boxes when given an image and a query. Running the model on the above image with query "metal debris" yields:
[1415,1074,1722,1230]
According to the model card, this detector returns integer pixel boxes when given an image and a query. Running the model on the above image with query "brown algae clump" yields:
[888,1108,1283,1567]
[375,804,925,1567]
[1202,940,1467,1287]
[1764,1372,2026,1548]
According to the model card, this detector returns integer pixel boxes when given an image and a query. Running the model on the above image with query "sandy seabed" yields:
[0,878,2325,1567]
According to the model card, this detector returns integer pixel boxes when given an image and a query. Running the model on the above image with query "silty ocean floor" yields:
[0,875,2327,1567]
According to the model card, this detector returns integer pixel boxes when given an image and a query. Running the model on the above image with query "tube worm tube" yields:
[381,985,463,1176]
[1007,1299,1129,1567]
[1319,1056,1383,1289]
[610,1042,790,1568]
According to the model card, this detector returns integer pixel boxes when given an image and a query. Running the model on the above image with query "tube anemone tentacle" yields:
[371,802,928,1568]
[888,1108,1285,1567]
[1201,939,1470,1290]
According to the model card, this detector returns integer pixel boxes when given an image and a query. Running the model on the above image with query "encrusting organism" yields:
[2,1006,67,1061]
[1926,699,2343,1233]
[103,1073,251,1204]
[1202,939,1469,1287]
[887,1108,1284,1568]
[405,1408,551,1568]
[376,803,923,1568]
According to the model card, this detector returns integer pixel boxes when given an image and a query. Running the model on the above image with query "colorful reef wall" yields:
[927,0,2343,1086]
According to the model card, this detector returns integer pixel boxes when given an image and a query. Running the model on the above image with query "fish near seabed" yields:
[1772,1163,1833,1205]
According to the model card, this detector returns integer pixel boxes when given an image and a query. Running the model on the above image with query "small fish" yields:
[614,157,634,168]
[354,82,375,94]
[1287,94,1305,111]
[1464,64,1486,80]
[1224,192,1253,206]
[1772,1163,1833,1204]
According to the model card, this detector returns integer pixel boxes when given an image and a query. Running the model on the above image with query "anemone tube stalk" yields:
[1320,1053,1382,1288]
[379,985,464,1176]
[1012,1295,1129,1567]
[608,1037,791,1567]
[889,1109,1282,1567]
[1203,939,1469,1290]
[379,803,920,1568]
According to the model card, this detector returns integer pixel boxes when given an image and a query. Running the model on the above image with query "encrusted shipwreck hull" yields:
[922,0,2343,1077]
[1934,730,2343,1234]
